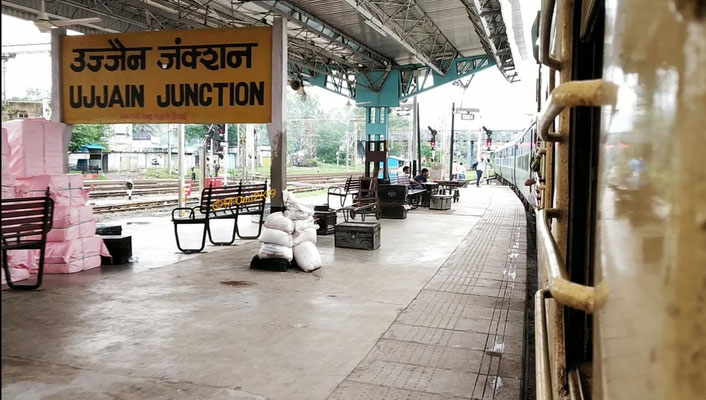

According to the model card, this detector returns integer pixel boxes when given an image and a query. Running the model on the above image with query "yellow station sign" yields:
[61,27,272,124]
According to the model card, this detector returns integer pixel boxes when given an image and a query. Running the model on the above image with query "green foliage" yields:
[69,124,111,152]
[185,124,208,144]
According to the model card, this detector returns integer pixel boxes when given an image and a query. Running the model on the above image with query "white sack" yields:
[282,190,297,205]
[293,227,317,245]
[259,227,293,247]
[293,217,315,232]
[264,212,295,234]
[293,242,322,272]
[284,202,315,221]
[258,243,293,261]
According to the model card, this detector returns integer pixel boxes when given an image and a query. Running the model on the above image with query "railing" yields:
[538,79,618,142]
[537,208,595,313]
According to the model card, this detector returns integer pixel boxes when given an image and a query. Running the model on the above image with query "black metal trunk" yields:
[334,221,381,250]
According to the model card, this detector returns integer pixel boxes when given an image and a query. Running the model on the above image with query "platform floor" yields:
[1,185,528,400]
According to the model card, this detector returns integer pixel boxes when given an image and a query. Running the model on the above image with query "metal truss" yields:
[459,0,519,82]
[399,55,495,100]
[342,0,459,75]
[1,0,499,101]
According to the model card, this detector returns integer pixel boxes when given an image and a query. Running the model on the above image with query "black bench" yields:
[171,181,268,253]
[327,176,361,208]
[1,188,54,290]
[388,176,426,209]
[339,177,382,222]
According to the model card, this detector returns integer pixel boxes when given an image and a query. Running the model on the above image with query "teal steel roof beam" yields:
[398,55,495,101]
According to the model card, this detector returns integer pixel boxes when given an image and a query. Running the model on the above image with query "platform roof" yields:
[2,0,520,94]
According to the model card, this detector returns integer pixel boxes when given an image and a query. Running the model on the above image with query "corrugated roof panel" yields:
[289,0,485,65]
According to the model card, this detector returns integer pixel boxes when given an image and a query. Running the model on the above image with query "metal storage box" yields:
[429,194,453,210]
[380,202,410,219]
[334,221,381,250]
[378,184,407,202]
[314,210,337,235]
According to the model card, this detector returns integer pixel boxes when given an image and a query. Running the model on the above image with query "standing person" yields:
[475,158,485,187]
[125,178,134,201]
[191,167,196,181]
[214,160,221,177]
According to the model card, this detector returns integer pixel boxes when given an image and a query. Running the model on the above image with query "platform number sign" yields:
[61,27,272,124]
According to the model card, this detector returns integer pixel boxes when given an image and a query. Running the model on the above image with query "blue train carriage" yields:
[495,121,537,206]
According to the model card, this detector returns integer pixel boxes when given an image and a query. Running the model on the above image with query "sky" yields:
[2,13,536,132]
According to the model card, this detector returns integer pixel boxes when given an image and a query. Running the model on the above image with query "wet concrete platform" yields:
[1,185,527,400]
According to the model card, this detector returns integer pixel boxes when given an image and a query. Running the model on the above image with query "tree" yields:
[185,124,208,144]
[69,124,111,152]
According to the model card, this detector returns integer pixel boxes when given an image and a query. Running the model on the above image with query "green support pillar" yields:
[364,107,389,180]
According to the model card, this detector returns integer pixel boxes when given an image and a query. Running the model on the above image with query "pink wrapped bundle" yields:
[79,220,97,238]
[3,119,68,177]
[9,236,109,271]
[1,179,15,199]
[52,205,94,228]
[45,255,102,274]
[31,217,96,242]
[1,127,8,156]
[1,267,31,285]
[14,174,89,206]
[46,225,80,242]
[44,236,108,264]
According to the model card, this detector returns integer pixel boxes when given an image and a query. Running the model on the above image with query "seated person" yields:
[397,166,412,185]
[457,162,466,180]
[413,168,430,184]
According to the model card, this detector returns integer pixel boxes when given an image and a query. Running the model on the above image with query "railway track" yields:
[91,181,332,214]
[86,172,359,198]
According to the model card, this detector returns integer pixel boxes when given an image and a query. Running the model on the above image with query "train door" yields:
[564,0,604,394]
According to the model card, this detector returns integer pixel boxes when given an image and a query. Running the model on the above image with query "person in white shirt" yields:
[397,166,411,185]
[457,162,466,180]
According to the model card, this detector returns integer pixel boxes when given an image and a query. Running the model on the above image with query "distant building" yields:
[1,101,42,121]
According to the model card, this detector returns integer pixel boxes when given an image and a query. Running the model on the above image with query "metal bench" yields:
[388,176,426,209]
[171,181,268,253]
[1,188,54,290]
[327,176,361,208]
[340,177,381,222]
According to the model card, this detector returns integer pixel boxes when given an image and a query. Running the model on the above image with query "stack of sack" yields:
[258,212,295,266]
[285,192,321,272]
[255,191,322,272]
[1,119,110,281]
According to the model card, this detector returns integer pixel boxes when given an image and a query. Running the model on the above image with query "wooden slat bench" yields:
[171,181,268,253]
[327,176,361,208]
[1,188,54,290]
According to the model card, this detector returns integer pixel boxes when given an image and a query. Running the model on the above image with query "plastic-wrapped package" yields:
[9,236,109,271]
[52,205,94,228]
[1,267,31,285]
[45,255,102,274]
[258,243,293,261]
[263,212,295,234]
[293,242,322,272]
[14,175,89,207]
[3,119,68,177]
